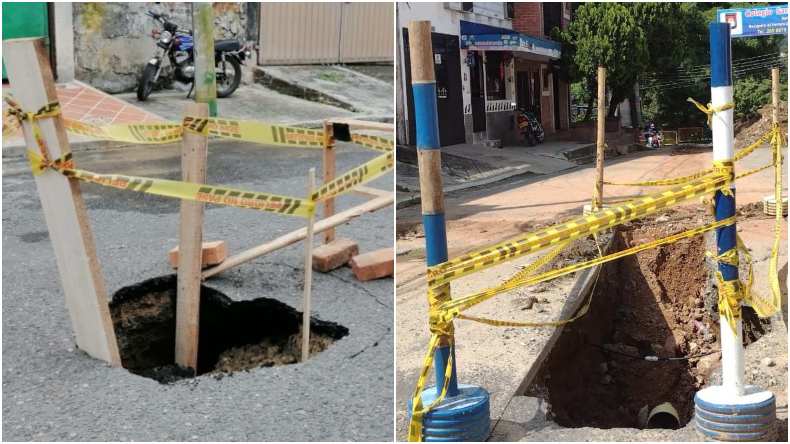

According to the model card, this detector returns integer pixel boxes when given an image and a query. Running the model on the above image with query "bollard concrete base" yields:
[409,384,490,442]
[694,385,776,441]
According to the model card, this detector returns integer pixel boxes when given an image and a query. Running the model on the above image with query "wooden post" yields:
[593,66,606,211]
[175,102,208,371]
[2,38,121,366]
[302,168,317,362]
[772,68,780,126]
[322,120,336,244]
[192,3,217,116]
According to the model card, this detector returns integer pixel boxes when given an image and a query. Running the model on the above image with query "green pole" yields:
[192,3,217,116]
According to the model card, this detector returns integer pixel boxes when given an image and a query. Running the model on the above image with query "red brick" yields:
[168,240,228,268]
[312,238,359,272]
[350,248,394,281]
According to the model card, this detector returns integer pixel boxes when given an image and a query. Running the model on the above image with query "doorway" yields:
[468,51,486,133]
[402,29,466,146]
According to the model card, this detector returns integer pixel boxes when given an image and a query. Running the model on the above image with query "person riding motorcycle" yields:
[643,121,662,149]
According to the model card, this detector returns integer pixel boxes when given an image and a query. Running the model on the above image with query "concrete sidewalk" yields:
[115,83,359,127]
[254,64,393,118]
[396,140,582,208]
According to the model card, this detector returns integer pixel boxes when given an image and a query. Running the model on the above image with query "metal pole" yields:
[192,3,217,117]
[709,22,744,396]
[593,66,606,211]
[407,20,458,397]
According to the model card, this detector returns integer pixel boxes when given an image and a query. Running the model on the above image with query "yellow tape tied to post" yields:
[27,150,315,218]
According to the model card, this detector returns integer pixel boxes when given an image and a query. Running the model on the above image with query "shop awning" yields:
[459,20,561,59]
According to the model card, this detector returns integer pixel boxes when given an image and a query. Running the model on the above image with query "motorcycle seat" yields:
[214,39,241,52]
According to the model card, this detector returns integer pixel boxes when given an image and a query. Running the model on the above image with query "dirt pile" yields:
[735,101,787,148]
[109,275,348,383]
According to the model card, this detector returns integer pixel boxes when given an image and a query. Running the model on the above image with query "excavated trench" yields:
[526,220,770,430]
[109,275,348,383]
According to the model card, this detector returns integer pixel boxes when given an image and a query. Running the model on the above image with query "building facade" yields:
[2,2,392,93]
[396,2,572,147]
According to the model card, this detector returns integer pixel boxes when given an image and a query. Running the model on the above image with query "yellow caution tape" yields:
[350,133,394,153]
[206,117,325,148]
[687,97,734,127]
[64,118,183,144]
[3,94,392,153]
[436,216,736,321]
[407,333,454,442]
[427,173,731,290]
[409,217,733,440]
[28,150,315,218]
[4,96,62,163]
[311,151,394,202]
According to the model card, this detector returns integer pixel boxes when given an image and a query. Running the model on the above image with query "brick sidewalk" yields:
[3,80,163,147]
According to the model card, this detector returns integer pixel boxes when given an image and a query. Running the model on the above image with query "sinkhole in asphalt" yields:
[109,275,349,383]
[526,222,770,430]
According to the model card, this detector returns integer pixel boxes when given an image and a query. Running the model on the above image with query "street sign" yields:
[717,5,788,38]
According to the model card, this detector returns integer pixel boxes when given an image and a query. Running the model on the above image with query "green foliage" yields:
[557,2,787,126]
[555,2,648,117]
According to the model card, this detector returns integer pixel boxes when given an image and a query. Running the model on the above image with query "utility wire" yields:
[642,53,782,79]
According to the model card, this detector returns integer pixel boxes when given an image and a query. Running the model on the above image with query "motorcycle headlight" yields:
[159,30,172,44]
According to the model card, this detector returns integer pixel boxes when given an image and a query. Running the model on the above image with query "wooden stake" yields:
[192,3,217,116]
[202,194,393,279]
[593,66,606,211]
[322,121,336,244]
[175,102,208,371]
[771,68,780,126]
[2,38,120,366]
[302,168,317,362]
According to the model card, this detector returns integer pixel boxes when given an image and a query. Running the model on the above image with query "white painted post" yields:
[708,23,744,396]
[2,38,120,366]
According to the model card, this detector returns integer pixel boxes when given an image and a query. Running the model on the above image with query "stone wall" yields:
[73,2,257,93]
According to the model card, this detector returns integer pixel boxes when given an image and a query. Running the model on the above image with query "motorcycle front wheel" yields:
[215,57,241,98]
[137,63,158,101]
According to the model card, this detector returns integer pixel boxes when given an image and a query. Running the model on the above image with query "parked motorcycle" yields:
[516,108,545,146]
[137,10,250,101]
[643,122,662,149]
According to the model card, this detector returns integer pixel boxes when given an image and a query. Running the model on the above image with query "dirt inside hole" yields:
[109,275,348,383]
[526,218,770,430]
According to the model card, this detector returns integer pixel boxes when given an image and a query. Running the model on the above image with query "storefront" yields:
[460,22,562,143]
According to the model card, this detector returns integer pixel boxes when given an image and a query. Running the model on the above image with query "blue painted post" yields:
[693,22,776,442]
[408,19,459,399]
[407,20,490,442]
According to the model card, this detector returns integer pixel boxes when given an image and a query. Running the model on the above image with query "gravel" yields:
[2,140,393,441]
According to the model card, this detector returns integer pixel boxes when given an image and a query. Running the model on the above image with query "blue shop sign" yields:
[717,5,787,38]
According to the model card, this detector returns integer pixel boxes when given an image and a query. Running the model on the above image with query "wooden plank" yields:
[322,120,336,244]
[202,194,393,279]
[302,168,317,362]
[2,38,121,366]
[175,102,208,371]
[353,185,391,198]
[327,118,394,133]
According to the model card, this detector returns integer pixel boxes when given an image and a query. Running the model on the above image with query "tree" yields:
[554,3,648,119]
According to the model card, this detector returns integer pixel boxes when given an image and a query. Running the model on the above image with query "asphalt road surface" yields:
[2,139,393,441]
